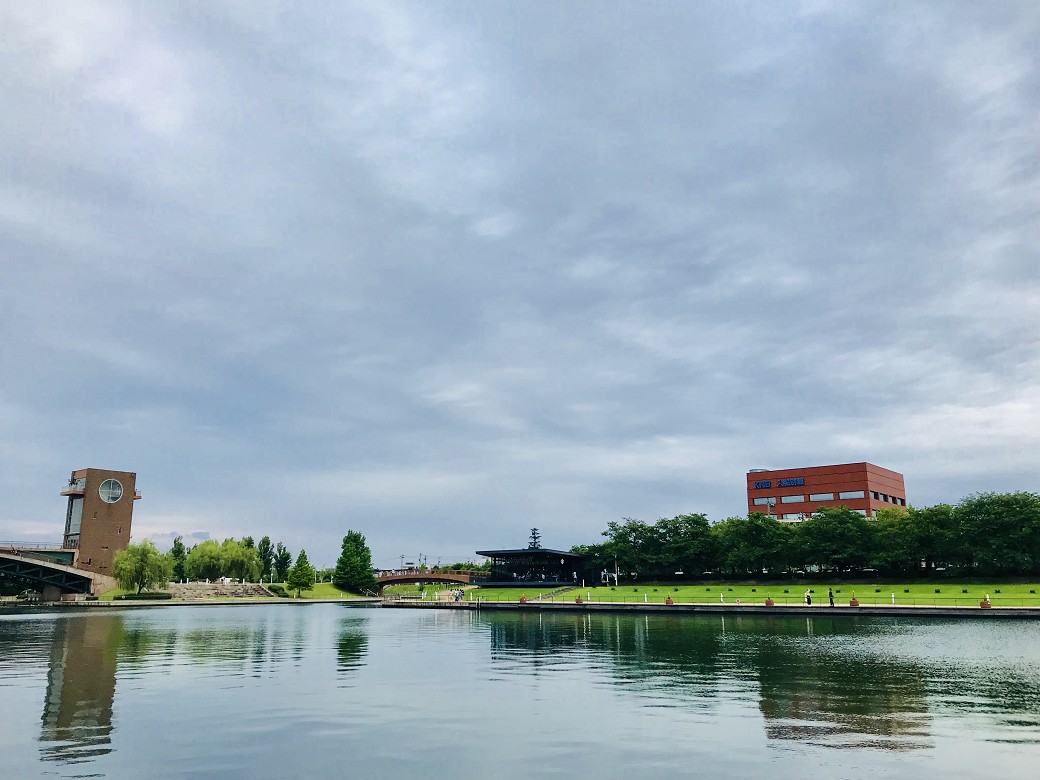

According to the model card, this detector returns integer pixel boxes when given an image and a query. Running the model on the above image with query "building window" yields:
[838,490,865,500]
[753,497,776,506]
[853,509,867,515]
[881,494,889,502]
[781,495,805,504]
[898,498,906,506]
[99,479,123,503]
[872,491,879,500]
[809,493,834,501]
[782,513,803,521]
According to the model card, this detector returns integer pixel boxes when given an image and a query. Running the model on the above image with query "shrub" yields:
[935,589,941,593]
[268,584,289,597]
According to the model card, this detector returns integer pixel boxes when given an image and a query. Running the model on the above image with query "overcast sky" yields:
[1,1,1037,568]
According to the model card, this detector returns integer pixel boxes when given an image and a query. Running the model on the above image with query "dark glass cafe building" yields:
[746,462,906,522]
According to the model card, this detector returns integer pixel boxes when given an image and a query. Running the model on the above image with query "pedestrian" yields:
[804,589,812,606]
[828,587,834,607]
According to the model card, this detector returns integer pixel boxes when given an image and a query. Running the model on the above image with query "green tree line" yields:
[112,530,377,595]
[574,492,1040,580]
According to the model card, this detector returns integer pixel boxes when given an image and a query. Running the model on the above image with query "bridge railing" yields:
[0,541,64,550]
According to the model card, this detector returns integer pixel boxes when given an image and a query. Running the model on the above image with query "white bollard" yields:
[644,593,647,603]
[891,593,895,604]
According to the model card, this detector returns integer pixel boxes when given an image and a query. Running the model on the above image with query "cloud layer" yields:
[2,1,1037,566]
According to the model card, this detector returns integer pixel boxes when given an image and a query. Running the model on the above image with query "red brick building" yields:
[746,462,906,521]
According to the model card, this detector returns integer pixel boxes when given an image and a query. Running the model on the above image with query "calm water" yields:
[1,605,1038,779]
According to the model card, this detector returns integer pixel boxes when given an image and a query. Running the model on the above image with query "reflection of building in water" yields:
[757,642,932,751]
[41,615,121,764]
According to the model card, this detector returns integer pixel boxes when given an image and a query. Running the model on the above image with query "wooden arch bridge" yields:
[375,569,484,593]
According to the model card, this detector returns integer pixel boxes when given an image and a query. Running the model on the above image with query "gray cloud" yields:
[1,1,1037,566]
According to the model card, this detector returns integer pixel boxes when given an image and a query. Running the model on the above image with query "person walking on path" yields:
[828,587,834,607]
[804,589,812,606]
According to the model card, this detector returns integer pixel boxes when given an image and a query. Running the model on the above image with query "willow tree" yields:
[113,541,171,594]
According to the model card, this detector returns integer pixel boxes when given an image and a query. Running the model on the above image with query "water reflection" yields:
[484,612,1040,751]
[337,617,370,682]
[31,607,372,766]
[41,615,121,764]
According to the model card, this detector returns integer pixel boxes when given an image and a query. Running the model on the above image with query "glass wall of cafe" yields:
[475,549,586,586]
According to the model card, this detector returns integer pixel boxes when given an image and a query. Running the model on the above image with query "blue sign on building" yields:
[753,480,771,489]
[777,478,805,487]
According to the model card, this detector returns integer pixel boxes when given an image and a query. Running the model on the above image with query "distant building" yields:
[746,462,906,522]
[475,546,587,586]
[61,468,140,575]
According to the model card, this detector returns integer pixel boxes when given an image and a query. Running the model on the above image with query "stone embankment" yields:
[381,599,1040,619]
[166,581,273,599]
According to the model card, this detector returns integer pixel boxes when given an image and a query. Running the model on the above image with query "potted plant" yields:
[764,597,775,606]
[665,596,674,605]
[519,595,527,604]
[849,593,860,607]
[575,595,583,604]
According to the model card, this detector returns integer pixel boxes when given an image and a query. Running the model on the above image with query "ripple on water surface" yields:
[1,606,1039,779]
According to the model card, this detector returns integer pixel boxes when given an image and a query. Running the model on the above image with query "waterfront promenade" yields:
[381,598,1040,619]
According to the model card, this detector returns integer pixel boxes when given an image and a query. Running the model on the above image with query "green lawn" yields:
[469,582,1040,607]
[288,581,370,599]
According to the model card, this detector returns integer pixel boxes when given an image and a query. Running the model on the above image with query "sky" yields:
[1,0,1037,570]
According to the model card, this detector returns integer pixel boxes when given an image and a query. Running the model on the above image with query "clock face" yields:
[99,479,123,503]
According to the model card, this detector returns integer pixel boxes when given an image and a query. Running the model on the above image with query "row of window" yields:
[754,490,865,506]
[872,491,906,506]
[753,490,905,507]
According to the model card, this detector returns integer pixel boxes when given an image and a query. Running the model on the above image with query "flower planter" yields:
[519,595,527,604]
[764,598,775,607]
[979,600,992,609]
[848,598,860,607]
[665,597,674,605]
[575,597,583,604]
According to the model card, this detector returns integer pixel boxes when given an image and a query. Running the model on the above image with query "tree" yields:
[870,507,915,573]
[257,536,273,580]
[286,549,315,597]
[333,530,377,594]
[798,507,874,572]
[528,528,542,549]
[113,541,171,594]
[274,542,292,582]
[905,504,961,570]
[168,536,187,582]
[601,517,656,580]
[711,513,786,576]
[219,538,260,581]
[956,492,1040,574]
[653,513,715,576]
[185,539,222,581]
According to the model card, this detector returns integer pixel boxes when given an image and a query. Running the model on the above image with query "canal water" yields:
[1,604,1038,779]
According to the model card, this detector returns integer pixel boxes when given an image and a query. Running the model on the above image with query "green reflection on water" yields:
[9,606,1040,774]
